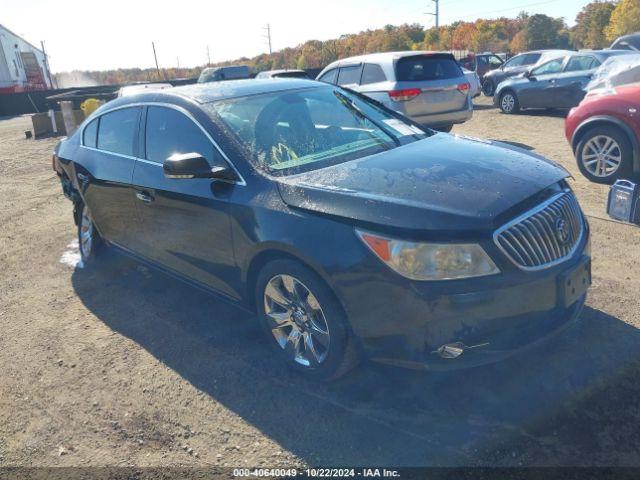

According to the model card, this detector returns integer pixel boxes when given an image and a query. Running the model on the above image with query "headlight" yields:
[356,230,500,281]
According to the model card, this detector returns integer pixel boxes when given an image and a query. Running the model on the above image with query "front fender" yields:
[572,115,640,173]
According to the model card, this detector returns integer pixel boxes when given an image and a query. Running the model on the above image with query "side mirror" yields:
[163,152,236,181]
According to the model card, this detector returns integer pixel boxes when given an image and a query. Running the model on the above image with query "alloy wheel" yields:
[79,206,93,258]
[581,135,622,178]
[263,274,330,367]
[501,93,515,113]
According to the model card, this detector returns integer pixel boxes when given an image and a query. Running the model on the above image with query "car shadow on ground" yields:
[71,250,640,466]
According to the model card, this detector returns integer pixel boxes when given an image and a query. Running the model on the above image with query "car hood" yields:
[275,134,569,232]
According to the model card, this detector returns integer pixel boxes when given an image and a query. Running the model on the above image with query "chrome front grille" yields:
[494,192,584,270]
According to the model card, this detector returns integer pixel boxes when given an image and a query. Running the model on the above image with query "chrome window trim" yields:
[493,191,585,272]
[79,102,247,186]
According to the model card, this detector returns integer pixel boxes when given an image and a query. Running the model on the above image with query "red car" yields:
[566,83,640,183]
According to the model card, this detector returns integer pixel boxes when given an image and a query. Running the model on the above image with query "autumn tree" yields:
[605,0,640,41]
[572,1,616,48]
[523,14,570,49]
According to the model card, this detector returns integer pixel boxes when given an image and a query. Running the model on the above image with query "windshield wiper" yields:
[333,90,401,147]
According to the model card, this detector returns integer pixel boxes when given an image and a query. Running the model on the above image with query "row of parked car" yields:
[135,47,640,185]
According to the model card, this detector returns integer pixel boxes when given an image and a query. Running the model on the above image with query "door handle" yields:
[135,191,154,204]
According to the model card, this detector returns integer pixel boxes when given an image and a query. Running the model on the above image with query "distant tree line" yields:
[55,0,640,86]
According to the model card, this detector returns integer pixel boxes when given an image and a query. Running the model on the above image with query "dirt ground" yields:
[1,96,640,470]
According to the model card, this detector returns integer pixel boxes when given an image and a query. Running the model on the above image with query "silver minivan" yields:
[316,51,473,131]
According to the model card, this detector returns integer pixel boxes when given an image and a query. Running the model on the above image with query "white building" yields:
[0,23,52,93]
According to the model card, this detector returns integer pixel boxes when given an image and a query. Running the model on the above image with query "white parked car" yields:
[118,83,173,97]
[463,68,481,98]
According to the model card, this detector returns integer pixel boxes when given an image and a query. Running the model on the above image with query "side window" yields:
[531,58,564,76]
[83,118,98,148]
[317,68,337,84]
[360,63,387,85]
[488,55,503,66]
[523,53,541,65]
[337,65,362,86]
[504,55,525,68]
[145,106,219,164]
[97,107,140,156]
[565,56,599,72]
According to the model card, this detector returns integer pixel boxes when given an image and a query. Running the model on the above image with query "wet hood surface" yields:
[276,133,569,232]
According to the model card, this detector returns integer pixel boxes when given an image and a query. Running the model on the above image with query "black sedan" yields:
[494,50,634,114]
[54,79,591,380]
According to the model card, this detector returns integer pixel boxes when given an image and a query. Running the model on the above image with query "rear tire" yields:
[499,91,519,114]
[576,126,633,184]
[255,259,360,381]
[77,203,103,265]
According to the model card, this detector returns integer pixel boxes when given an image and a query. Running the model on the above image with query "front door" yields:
[518,57,566,109]
[131,105,239,299]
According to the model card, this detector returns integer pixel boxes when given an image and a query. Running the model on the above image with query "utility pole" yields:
[152,42,163,80]
[40,40,55,89]
[263,24,272,54]
[426,0,439,28]
[177,56,180,69]
[206,45,211,66]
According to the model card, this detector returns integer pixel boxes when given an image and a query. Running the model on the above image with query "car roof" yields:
[324,50,452,67]
[107,78,324,106]
[261,69,306,75]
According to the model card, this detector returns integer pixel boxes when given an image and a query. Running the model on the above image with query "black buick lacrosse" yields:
[53,79,591,380]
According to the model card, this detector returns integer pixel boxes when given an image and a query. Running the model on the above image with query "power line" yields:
[457,0,562,21]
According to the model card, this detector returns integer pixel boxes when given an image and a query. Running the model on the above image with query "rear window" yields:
[274,71,309,79]
[96,107,140,156]
[395,55,462,81]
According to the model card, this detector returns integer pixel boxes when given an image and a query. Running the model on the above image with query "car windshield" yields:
[207,86,429,175]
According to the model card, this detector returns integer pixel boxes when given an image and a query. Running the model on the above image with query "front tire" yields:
[482,79,495,96]
[77,203,102,265]
[255,259,360,381]
[499,91,519,114]
[576,126,633,184]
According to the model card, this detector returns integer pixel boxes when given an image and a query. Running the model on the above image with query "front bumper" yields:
[336,237,591,370]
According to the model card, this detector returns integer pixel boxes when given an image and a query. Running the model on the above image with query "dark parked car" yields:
[458,53,504,79]
[481,50,573,96]
[565,82,640,183]
[494,50,634,114]
[611,32,640,51]
[53,79,590,380]
[197,65,250,83]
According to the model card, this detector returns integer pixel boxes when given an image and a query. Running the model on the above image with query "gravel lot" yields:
[1,96,639,469]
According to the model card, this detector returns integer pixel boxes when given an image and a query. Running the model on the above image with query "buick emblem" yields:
[555,217,570,245]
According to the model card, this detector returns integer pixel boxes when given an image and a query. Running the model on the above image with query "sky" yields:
[4,0,591,73]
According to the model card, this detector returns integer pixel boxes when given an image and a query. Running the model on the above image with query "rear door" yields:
[336,64,362,89]
[77,106,141,248]
[392,54,468,117]
[131,105,239,298]
[553,55,600,108]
